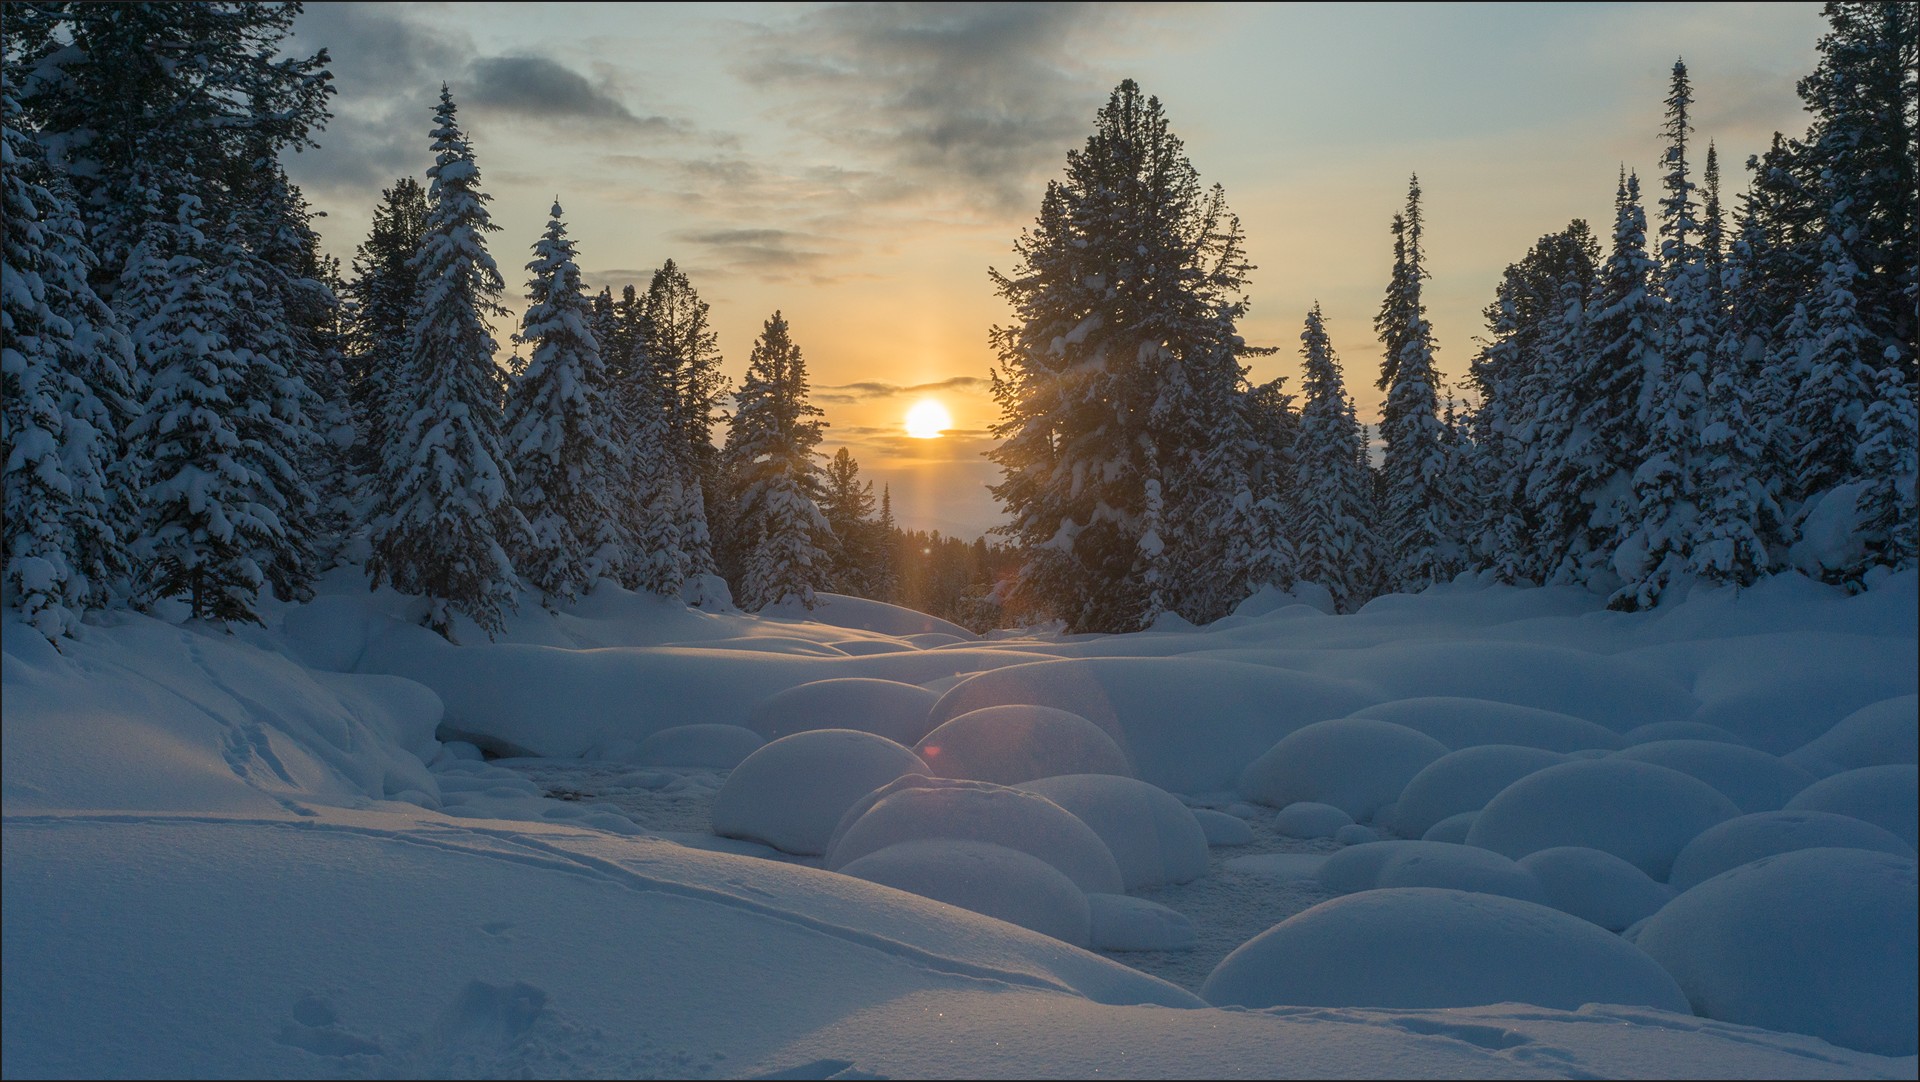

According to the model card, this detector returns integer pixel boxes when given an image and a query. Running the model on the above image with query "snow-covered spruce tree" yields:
[1239,376,1300,597]
[1790,227,1880,503]
[1851,365,1918,578]
[8,2,332,300]
[503,202,631,607]
[988,80,1268,632]
[367,87,527,641]
[639,260,727,580]
[820,447,883,597]
[1511,227,1601,584]
[1374,176,1462,593]
[722,312,831,611]
[1,90,139,640]
[343,177,428,506]
[1291,305,1379,613]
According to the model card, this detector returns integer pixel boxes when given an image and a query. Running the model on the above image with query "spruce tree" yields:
[1,90,138,639]
[723,312,831,611]
[1291,305,1378,613]
[343,177,429,500]
[1375,176,1461,592]
[820,447,881,597]
[1851,365,1918,578]
[639,260,726,578]
[988,80,1265,631]
[503,201,630,606]
[367,86,526,640]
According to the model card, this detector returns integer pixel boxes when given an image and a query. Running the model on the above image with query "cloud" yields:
[466,56,684,131]
[735,3,1165,216]
[670,226,845,281]
[815,376,991,405]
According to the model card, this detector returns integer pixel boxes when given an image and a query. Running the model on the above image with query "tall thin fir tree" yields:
[723,312,831,611]
[367,86,527,640]
[343,177,429,513]
[1850,365,1918,578]
[1516,223,1603,584]
[1290,305,1378,613]
[1613,64,1709,611]
[503,201,631,607]
[1,89,138,640]
[639,260,727,583]
[820,447,881,597]
[1374,176,1461,592]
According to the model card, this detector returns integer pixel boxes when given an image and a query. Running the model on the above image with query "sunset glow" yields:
[905,399,953,439]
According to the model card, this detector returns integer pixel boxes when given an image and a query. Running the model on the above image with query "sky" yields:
[283,2,1831,537]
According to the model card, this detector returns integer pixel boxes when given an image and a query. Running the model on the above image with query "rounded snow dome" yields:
[1630,848,1918,1056]
[1620,720,1749,747]
[1353,696,1623,753]
[1017,774,1209,890]
[746,678,941,747]
[1201,888,1690,1013]
[1316,840,1543,904]
[710,729,927,855]
[914,704,1132,786]
[839,839,1091,946]
[1667,809,1918,892]
[1239,718,1448,822]
[1466,758,1742,880]
[1391,745,1567,838]
[1273,801,1352,839]
[1422,811,1477,844]
[1787,694,1919,776]
[1517,846,1672,932]
[1612,740,1816,813]
[632,724,764,769]
[825,778,1124,894]
[1783,764,1919,849]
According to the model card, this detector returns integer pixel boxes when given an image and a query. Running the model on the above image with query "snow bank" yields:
[1201,888,1690,1013]
[710,729,928,855]
[1630,848,1919,1056]
[1669,809,1919,891]
[1783,764,1919,849]
[1467,758,1743,880]
[1239,718,1448,822]
[763,592,976,639]
[1273,801,1353,839]
[1086,893,1196,951]
[824,777,1125,894]
[916,705,1133,786]
[745,678,940,746]
[838,839,1091,946]
[1316,840,1543,903]
[1017,774,1209,890]
[1191,808,1254,846]
[926,657,1378,792]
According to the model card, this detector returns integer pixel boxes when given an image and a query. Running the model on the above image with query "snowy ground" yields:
[4,568,1917,1078]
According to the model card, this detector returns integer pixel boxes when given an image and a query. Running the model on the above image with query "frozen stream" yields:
[503,759,1345,992]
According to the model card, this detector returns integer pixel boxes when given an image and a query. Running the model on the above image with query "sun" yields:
[905,399,952,439]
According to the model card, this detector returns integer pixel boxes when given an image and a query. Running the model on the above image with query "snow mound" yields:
[1423,812,1478,843]
[1312,642,1697,733]
[1017,775,1208,890]
[1316,840,1543,903]
[825,778,1125,895]
[1086,893,1197,952]
[1191,808,1253,846]
[838,839,1090,947]
[926,657,1378,792]
[710,730,928,855]
[631,724,764,769]
[1391,745,1568,838]
[1352,696,1623,752]
[1630,848,1918,1056]
[1467,758,1743,880]
[1201,888,1690,1013]
[1783,764,1919,849]
[1669,810,1919,891]
[761,592,976,639]
[1273,801,1352,839]
[1517,847,1673,931]
[1613,740,1816,813]
[1239,718,1448,822]
[1622,720,1750,746]
[1787,695,1920,776]
[746,678,940,747]
[915,705,1132,786]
